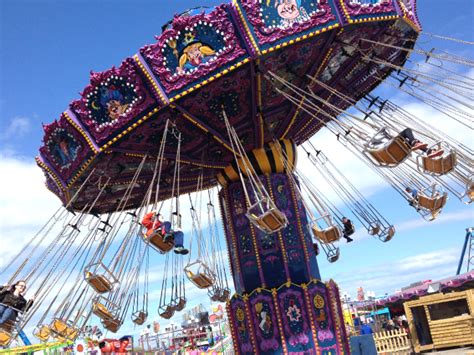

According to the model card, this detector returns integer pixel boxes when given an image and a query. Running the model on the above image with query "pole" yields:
[457,228,473,275]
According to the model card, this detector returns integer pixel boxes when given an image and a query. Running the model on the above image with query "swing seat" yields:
[0,320,15,347]
[85,273,113,294]
[34,325,51,342]
[50,319,68,337]
[365,135,411,167]
[462,179,474,204]
[186,271,214,289]
[327,248,340,263]
[50,319,77,340]
[185,260,216,289]
[218,289,230,302]
[210,291,220,302]
[0,329,12,347]
[146,231,174,253]
[381,226,396,242]
[159,305,175,319]
[132,311,148,325]
[421,152,456,175]
[102,318,122,333]
[246,198,288,234]
[84,262,118,294]
[418,192,448,212]
[174,298,187,312]
[311,225,341,244]
[368,223,380,236]
[416,142,457,176]
[92,301,113,320]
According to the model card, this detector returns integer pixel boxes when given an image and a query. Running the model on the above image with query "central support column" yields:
[218,140,349,354]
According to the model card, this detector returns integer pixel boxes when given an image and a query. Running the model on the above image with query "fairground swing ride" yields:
[0,0,472,352]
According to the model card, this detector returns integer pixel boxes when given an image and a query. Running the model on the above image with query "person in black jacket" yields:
[341,217,354,243]
[0,280,34,325]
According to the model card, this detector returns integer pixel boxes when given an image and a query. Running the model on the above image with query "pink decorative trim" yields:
[241,0,337,46]
[140,5,246,94]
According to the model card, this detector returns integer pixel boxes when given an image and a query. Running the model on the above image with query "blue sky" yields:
[0,0,473,343]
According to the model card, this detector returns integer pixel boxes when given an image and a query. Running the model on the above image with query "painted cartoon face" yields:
[277,0,300,19]
[187,45,203,65]
[59,140,70,157]
[106,99,128,120]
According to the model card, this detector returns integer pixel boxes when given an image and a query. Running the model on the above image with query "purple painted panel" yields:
[277,286,314,351]
[239,0,337,46]
[229,297,255,354]
[248,290,282,353]
[70,58,157,145]
[228,181,263,293]
[39,114,93,183]
[307,282,339,352]
[269,174,318,283]
[140,4,247,95]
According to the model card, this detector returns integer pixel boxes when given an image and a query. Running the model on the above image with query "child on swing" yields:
[141,211,189,255]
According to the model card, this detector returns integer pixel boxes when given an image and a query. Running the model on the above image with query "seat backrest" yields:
[422,152,456,175]
[369,136,410,165]
[0,330,11,346]
[312,225,340,244]
[418,193,447,211]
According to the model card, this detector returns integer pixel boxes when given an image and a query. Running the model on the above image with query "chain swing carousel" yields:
[1,0,473,353]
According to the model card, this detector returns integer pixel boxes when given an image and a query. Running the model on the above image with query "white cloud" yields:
[330,248,459,297]
[0,155,61,268]
[395,209,473,233]
[1,116,32,139]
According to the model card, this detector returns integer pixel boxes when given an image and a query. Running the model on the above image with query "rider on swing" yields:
[141,211,189,255]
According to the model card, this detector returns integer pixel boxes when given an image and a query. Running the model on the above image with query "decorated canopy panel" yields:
[37,0,420,212]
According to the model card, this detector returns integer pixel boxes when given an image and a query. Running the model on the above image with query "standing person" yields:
[0,281,34,325]
[341,217,354,243]
[206,326,214,347]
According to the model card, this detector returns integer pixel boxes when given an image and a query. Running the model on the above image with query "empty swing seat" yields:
[366,135,411,167]
[0,321,14,347]
[187,272,214,289]
[368,223,380,236]
[0,330,12,347]
[246,198,288,234]
[102,318,122,333]
[420,151,457,175]
[92,302,113,320]
[132,311,147,325]
[85,273,113,294]
[185,261,216,289]
[159,305,175,319]
[34,325,51,342]
[50,319,68,338]
[174,298,187,312]
[418,192,448,212]
[145,231,174,253]
[50,319,78,340]
[311,225,341,244]
[218,289,231,302]
[84,262,118,294]
[327,248,340,263]
[467,187,474,203]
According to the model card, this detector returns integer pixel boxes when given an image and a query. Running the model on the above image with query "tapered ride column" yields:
[217,140,349,354]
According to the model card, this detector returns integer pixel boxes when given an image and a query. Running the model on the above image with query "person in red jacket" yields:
[141,211,165,239]
[141,211,188,255]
